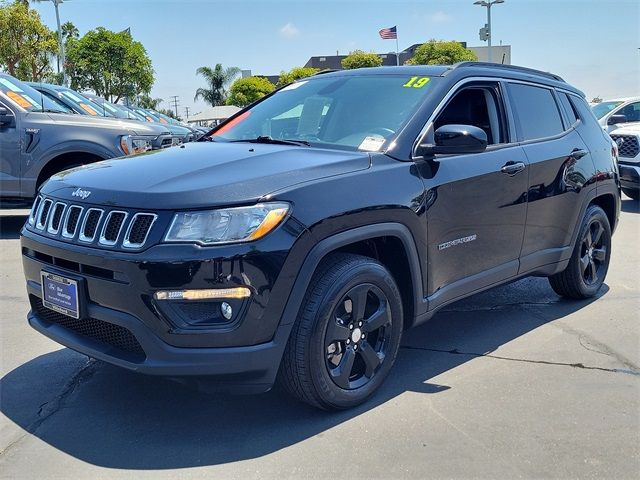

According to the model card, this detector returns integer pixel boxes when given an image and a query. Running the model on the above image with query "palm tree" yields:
[194,64,240,107]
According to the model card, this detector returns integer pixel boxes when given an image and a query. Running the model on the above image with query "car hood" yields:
[44,112,169,136]
[610,123,640,135]
[41,142,371,209]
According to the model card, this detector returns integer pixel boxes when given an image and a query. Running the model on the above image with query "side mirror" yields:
[0,106,13,126]
[416,124,488,157]
[608,114,627,125]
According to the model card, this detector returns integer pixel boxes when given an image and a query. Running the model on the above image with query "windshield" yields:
[591,101,624,119]
[213,74,437,151]
[131,107,161,123]
[0,75,71,113]
[53,87,114,117]
[91,96,143,120]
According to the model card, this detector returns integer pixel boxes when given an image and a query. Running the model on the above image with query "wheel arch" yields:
[36,151,106,191]
[279,223,426,330]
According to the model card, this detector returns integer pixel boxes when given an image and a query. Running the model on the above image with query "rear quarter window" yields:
[508,83,564,141]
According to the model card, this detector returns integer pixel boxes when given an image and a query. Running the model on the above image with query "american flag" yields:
[379,26,397,40]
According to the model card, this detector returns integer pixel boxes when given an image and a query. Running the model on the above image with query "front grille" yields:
[32,296,145,359]
[37,199,52,229]
[80,209,102,241]
[124,213,157,248]
[612,135,640,158]
[161,137,173,147]
[48,203,66,233]
[63,206,83,238]
[29,196,158,250]
[99,211,126,245]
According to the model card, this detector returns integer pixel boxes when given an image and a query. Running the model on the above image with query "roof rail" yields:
[312,69,339,76]
[451,62,565,82]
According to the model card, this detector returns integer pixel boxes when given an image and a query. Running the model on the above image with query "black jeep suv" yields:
[21,63,620,410]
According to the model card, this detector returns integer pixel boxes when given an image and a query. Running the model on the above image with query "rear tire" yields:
[622,188,639,201]
[279,253,403,410]
[548,205,611,299]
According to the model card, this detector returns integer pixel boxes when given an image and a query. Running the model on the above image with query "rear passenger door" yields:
[506,82,594,273]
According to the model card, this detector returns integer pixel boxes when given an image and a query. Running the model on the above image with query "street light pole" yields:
[474,0,504,63]
[50,0,66,85]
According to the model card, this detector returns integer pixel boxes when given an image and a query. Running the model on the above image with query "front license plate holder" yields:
[41,271,81,319]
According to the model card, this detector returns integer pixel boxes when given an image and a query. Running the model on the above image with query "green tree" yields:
[138,94,163,109]
[407,39,477,65]
[65,27,154,102]
[194,64,240,106]
[277,66,319,87]
[226,76,275,107]
[0,1,58,81]
[341,50,383,70]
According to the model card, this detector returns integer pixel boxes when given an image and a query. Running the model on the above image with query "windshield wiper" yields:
[229,136,310,147]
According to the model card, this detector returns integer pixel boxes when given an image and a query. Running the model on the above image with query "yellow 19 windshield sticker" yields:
[403,77,430,88]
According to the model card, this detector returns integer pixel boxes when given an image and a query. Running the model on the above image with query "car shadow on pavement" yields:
[0,277,607,470]
[0,214,27,240]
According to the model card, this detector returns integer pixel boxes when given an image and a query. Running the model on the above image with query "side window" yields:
[557,92,579,126]
[433,86,505,145]
[617,102,640,123]
[508,83,564,141]
[569,94,609,138]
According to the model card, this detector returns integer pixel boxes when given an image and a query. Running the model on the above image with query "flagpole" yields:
[395,29,400,66]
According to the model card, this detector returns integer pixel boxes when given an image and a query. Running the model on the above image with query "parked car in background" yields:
[0,73,170,202]
[592,97,640,132]
[27,82,116,118]
[150,110,203,140]
[28,83,174,152]
[128,106,193,143]
[83,94,184,147]
[609,123,640,200]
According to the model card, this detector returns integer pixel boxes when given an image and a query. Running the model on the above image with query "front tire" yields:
[279,253,403,410]
[548,205,611,299]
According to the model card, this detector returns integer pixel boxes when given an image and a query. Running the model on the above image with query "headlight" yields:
[120,135,153,155]
[164,203,290,245]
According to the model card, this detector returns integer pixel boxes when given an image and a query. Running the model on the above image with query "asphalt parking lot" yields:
[0,197,638,480]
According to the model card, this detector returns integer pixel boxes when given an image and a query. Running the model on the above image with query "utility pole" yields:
[48,0,67,85]
[184,106,191,119]
[169,95,179,118]
[474,0,504,63]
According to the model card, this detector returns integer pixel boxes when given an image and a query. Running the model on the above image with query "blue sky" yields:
[30,0,639,117]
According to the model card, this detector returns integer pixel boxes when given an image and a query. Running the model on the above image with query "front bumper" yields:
[619,162,640,191]
[21,220,305,389]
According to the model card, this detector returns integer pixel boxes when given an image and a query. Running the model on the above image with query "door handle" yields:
[501,161,526,176]
[569,149,588,160]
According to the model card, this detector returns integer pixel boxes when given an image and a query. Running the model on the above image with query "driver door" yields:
[421,82,529,308]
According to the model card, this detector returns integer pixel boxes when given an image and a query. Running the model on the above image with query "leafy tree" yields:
[341,50,383,70]
[226,76,275,107]
[0,1,58,81]
[194,64,240,106]
[407,39,477,65]
[277,66,319,87]
[65,27,154,102]
[138,94,163,109]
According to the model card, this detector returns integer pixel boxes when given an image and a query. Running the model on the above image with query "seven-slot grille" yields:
[29,196,157,249]
[611,134,640,159]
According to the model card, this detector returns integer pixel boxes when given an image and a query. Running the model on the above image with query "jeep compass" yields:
[21,63,620,409]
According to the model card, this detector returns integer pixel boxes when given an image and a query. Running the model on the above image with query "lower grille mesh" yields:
[32,297,145,359]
